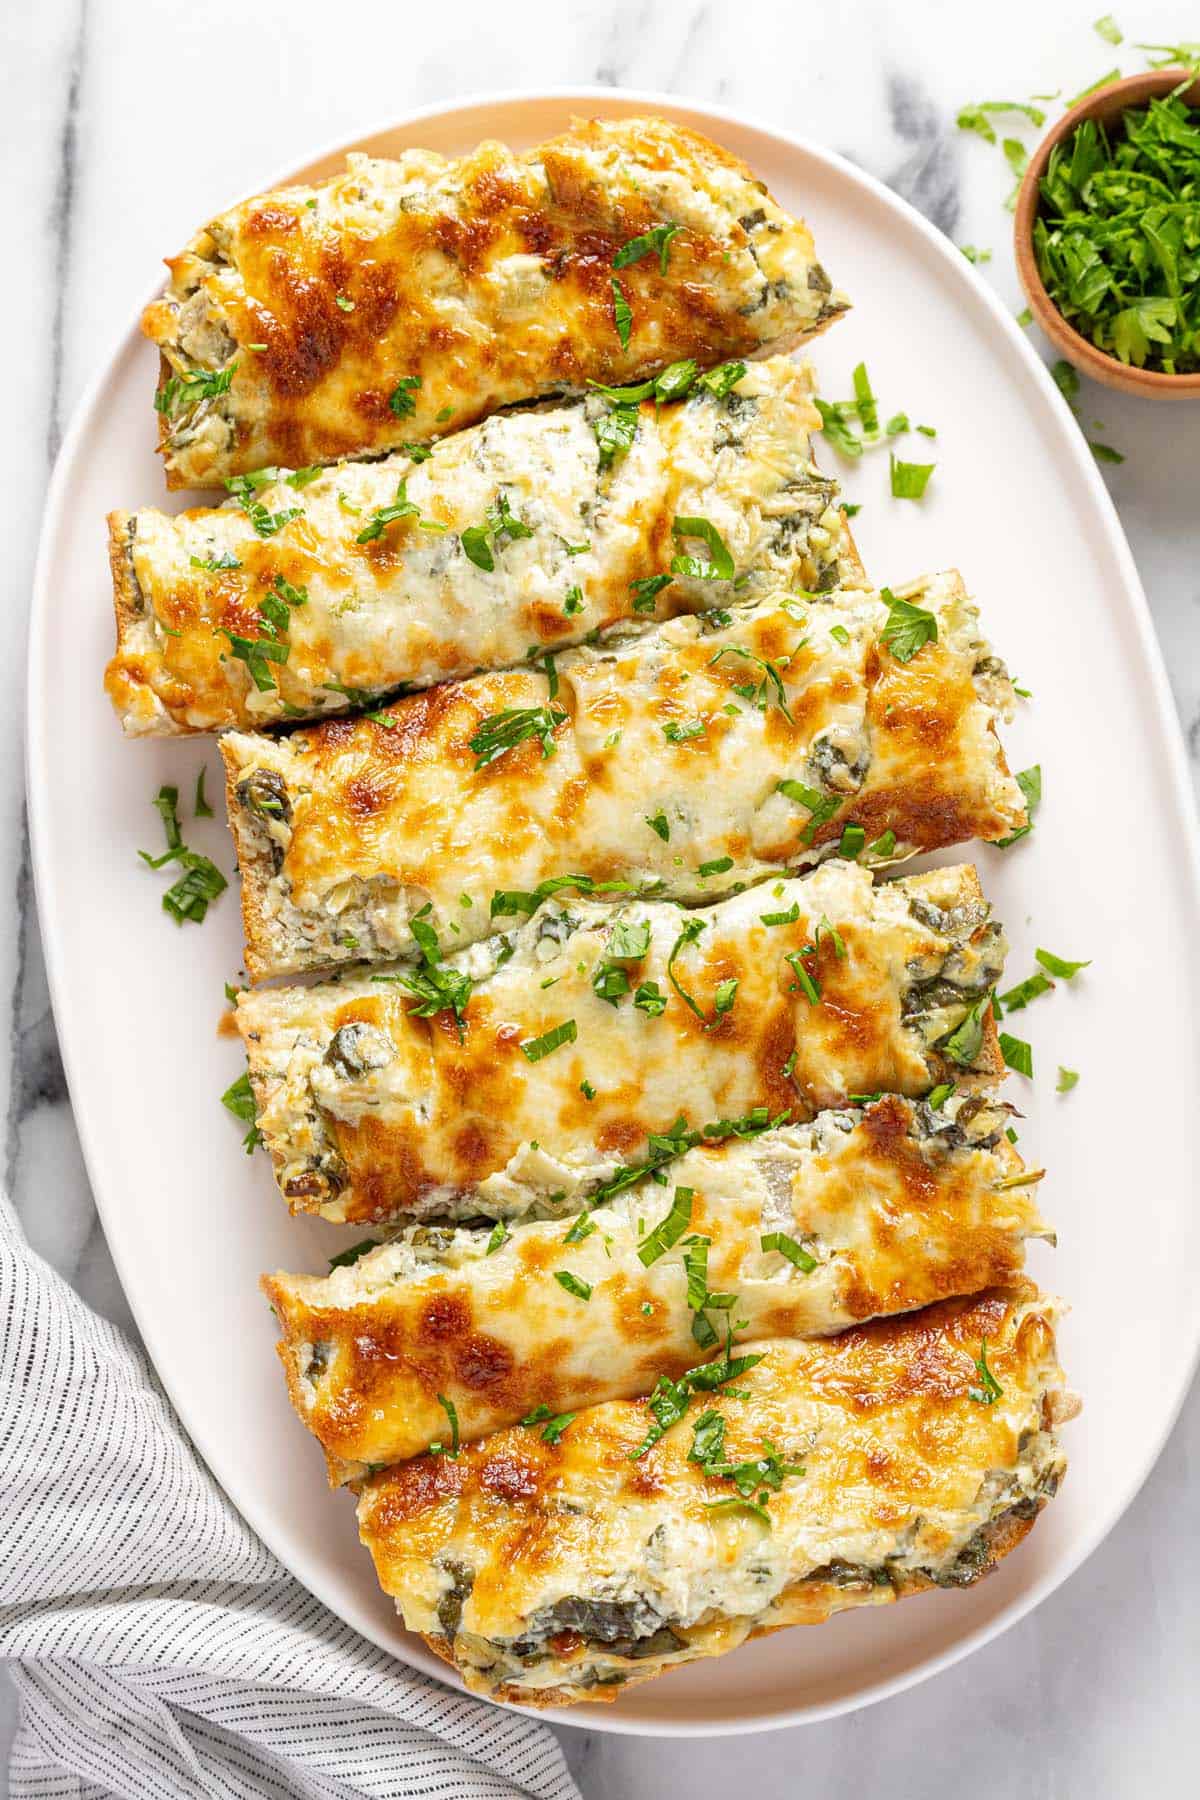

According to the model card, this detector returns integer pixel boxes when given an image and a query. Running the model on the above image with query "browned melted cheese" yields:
[356,1285,1071,1704]
[142,118,846,488]
[263,1096,1046,1480]
[106,358,858,738]
[221,573,1022,981]
[235,861,1007,1224]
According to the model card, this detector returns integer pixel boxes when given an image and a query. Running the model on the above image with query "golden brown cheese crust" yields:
[263,1095,1046,1481]
[105,357,859,736]
[142,117,846,488]
[235,861,1007,1224]
[356,1285,1071,1706]
[222,573,1022,981]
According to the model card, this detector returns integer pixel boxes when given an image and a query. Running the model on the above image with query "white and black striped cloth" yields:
[0,1200,580,1799]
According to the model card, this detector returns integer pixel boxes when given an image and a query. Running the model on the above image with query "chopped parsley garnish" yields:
[968,1337,1003,1405]
[401,442,432,463]
[520,1404,576,1444]
[155,363,237,417]
[139,783,227,924]
[613,221,680,274]
[357,478,446,545]
[691,1417,806,1522]
[591,961,630,1006]
[880,587,939,662]
[646,811,670,841]
[938,993,991,1068]
[997,764,1042,848]
[377,912,473,1040]
[224,470,302,538]
[469,703,566,770]
[997,971,1054,1013]
[998,947,1088,1013]
[460,490,533,568]
[611,277,633,348]
[220,628,289,692]
[629,1332,765,1461]
[709,645,795,721]
[637,1187,694,1266]
[956,98,1047,145]
[713,978,738,1016]
[697,360,748,398]
[1035,90,1200,374]
[553,1269,592,1301]
[760,1231,817,1273]
[220,1070,262,1152]
[1057,1066,1080,1093]
[671,516,735,582]
[563,585,584,616]
[666,917,707,1022]
[594,403,640,467]
[485,1220,509,1255]
[428,1393,460,1458]
[579,1078,597,1101]
[698,856,734,879]
[814,397,863,458]
[608,919,652,961]
[760,902,800,926]
[889,454,936,500]
[654,358,699,401]
[663,718,706,744]
[634,981,668,1016]
[631,573,673,611]
[785,951,820,1006]
[999,1032,1034,1078]
[489,873,636,920]
[1035,948,1091,979]
[327,1238,379,1271]
[388,375,421,417]
[189,550,241,572]
[776,779,841,845]
[521,1019,578,1063]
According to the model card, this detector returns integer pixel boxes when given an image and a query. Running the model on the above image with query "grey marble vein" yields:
[884,69,962,237]
[44,0,87,467]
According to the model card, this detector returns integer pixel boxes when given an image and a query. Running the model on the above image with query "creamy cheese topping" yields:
[223,571,1022,981]
[237,860,1007,1224]
[357,1285,1070,1703]
[107,357,858,735]
[140,117,846,487]
[265,1094,1046,1480]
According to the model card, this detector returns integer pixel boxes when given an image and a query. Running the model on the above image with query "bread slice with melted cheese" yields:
[141,117,846,489]
[235,860,1007,1224]
[264,1094,1048,1483]
[106,356,858,736]
[356,1283,1075,1706]
[223,572,1023,981]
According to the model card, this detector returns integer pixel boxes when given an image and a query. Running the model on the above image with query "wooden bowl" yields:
[1014,69,1200,397]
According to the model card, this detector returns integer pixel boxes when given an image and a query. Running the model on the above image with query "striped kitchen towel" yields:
[0,1199,580,1799]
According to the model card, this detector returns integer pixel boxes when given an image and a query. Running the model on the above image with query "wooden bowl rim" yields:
[1013,68,1200,395]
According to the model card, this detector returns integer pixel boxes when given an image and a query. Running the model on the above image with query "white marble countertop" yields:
[4,0,1200,1792]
